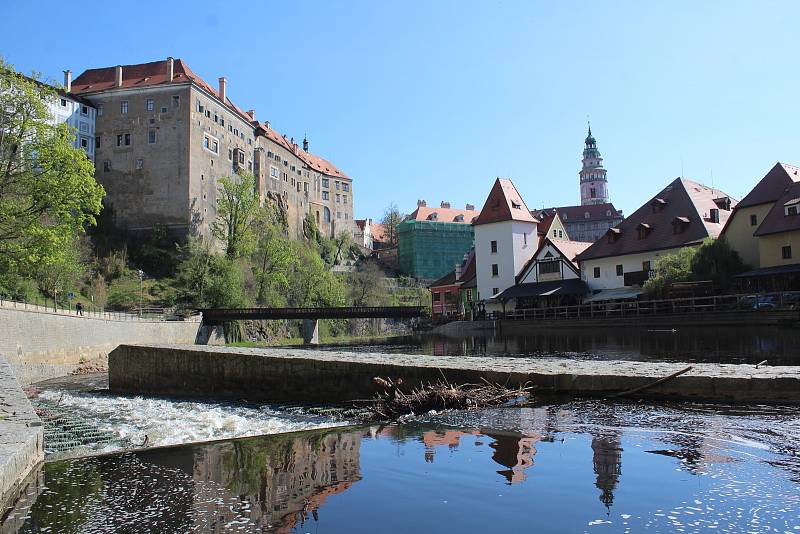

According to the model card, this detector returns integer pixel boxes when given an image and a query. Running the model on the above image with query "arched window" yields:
[323,207,331,223]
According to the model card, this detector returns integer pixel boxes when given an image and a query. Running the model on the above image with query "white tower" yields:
[580,124,609,206]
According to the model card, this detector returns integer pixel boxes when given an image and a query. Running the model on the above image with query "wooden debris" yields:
[365,375,532,421]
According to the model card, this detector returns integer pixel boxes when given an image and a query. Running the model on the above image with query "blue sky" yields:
[2,1,798,220]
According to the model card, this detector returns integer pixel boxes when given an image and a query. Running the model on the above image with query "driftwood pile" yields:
[365,373,532,421]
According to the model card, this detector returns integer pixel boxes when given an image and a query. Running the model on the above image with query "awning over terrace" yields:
[493,279,589,300]
[583,287,643,302]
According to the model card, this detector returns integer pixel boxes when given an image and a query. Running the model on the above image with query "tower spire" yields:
[579,124,609,206]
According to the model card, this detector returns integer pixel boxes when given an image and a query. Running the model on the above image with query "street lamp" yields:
[138,269,144,317]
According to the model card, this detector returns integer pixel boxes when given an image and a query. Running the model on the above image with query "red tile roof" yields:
[370,223,388,244]
[753,181,800,237]
[406,205,480,224]
[72,58,349,179]
[549,237,591,262]
[473,178,538,226]
[576,178,737,262]
[737,163,800,209]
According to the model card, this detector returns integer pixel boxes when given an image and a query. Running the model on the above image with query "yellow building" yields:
[723,163,800,290]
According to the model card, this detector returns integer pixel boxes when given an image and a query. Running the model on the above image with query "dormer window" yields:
[713,196,732,211]
[672,216,690,234]
[708,208,720,224]
[454,214,464,222]
[511,201,522,209]
[427,212,438,221]
[607,227,621,244]
[637,223,652,240]
[606,210,611,217]
[652,198,668,213]
[784,198,800,216]
[562,213,568,220]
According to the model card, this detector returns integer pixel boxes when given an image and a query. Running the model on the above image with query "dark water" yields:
[320,326,800,365]
[6,400,800,533]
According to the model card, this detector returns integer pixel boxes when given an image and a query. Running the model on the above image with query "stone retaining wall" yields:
[0,356,42,514]
[0,306,201,384]
[110,344,800,404]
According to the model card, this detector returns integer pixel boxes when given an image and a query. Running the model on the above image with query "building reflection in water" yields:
[589,431,623,510]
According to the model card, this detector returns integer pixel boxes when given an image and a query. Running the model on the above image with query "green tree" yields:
[643,247,696,297]
[380,203,403,248]
[333,229,352,265]
[691,237,747,290]
[0,60,104,274]
[33,236,86,299]
[211,172,260,258]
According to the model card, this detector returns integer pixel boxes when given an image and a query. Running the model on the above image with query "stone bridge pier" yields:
[303,319,320,345]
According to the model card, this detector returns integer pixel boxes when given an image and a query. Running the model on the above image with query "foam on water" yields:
[36,389,346,453]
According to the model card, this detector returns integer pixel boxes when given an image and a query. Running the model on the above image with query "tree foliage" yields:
[0,60,104,274]
[643,247,696,296]
[211,172,260,258]
[380,203,403,248]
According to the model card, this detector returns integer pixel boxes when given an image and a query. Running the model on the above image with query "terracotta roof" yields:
[370,223,388,243]
[737,163,800,209]
[354,219,367,231]
[72,58,349,179]
[753,181,800,237]
[548,203,623,224]
[406,205,480,223]
[576,178,737,262]
[473,178,537,226]
[536,211,557,236]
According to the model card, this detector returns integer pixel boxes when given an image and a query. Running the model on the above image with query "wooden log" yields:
[614,366,693,398]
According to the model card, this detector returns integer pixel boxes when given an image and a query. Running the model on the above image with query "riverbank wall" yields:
[433,310,798,336]
[0,356,43,516]
[0,303,201,384]
[109,344,800,404]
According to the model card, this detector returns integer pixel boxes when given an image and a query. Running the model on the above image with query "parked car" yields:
[738,295,777,311]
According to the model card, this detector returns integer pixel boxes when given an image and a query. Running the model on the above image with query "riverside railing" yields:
[0,297,201,322]
[497,291,800,322]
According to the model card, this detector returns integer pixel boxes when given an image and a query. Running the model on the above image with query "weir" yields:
[109,344,800,404]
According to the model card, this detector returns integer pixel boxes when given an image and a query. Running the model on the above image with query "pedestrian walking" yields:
[76,301,83,316]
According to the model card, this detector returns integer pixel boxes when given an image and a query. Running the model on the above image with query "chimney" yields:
[440,201,451,209]
[264,120,270,129]
[417,199,427,207]
[218,77,226,102]
[465,203,475,211]
[303,136,309,152]
[63,70,72,92]
[248,109,255,120]
[166,57,174,81]
[115,65,123,88]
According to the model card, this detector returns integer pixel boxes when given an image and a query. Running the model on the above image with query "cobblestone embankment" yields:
[0,356,43,513]
[110,344,800,404]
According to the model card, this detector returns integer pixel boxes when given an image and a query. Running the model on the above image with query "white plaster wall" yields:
[47,96,96,161]
[519,242,580,284]
[580,249,686,290]
[475,220,536,301]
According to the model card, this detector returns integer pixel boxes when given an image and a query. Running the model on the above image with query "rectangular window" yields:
[642,261,651,272]
[124,133,130,145]
[146,99,154,112]
[539,261,559,274]
[466,289,473,302]
[60,98,67,107]
[490,240,498,253]
[491,264,499,277]
[750,214,758,226]
[322,178,329,188]
[81,105,89,115]
[172,95,180,108]
[783,246,792,260]
[161,106,167,113]
[335,181,340,190]
[103,161,110,172]
[593,267,600,278]
[558,230,563,238]
[121,101,128,114]
[343,183,350,192]
[322,191,329,200]
[238,152,244,164]
[616,264,623,276]
[203,135,219,154]
[95,136,101,149]
[97,104,103,116]
[433,292,441,302]
[270,166,279,179]
[79,122,89,133]
[553,229,557,237]
[343,195,348,205]
[148,130,157,144]
[788,206,798,216]
[80,138,88,149]
[492,288,499,296]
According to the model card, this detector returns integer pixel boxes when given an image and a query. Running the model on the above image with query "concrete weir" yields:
[109,344,800,404]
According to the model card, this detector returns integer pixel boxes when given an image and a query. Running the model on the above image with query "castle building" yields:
[580,124,609,206]
[69,58,352,241]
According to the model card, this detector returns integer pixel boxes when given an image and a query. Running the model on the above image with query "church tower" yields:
[579,124,610,206]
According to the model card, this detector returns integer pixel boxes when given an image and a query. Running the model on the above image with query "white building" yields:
[576,177,737,296]
[43,70,96,161]
[353,218,374,249]
[473,178,538,311]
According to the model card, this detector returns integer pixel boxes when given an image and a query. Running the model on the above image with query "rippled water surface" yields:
[6,399,799,533]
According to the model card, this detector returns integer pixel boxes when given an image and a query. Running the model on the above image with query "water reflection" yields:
[324,325,800,365]
[5,401,800,533]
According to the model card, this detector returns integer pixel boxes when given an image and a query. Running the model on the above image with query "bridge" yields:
[199,306,427,344]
